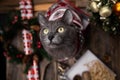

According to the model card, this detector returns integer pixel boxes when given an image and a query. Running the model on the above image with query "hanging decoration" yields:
[88,0,120,35]
[12,15,18,24]
[19,0,33,20]
[19,0,26,20]
[3,2,51,80]
[4,28,50,73]
[99,5,112,17]
[113,1,120,16]
[22,29,33,55]
[27,57,39,80]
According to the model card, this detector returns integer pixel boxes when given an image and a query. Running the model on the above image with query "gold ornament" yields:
[90,1,99,13]
[99,6,112,17]
[97,2,102,8]
[111,0,117,4]
[113,2,120,16]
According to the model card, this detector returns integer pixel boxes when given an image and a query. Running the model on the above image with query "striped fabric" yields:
[45,0,89,30]
[27,60,39,80]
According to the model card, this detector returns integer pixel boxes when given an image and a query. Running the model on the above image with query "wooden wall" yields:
[88,24,120,80]
[6,62,26,80]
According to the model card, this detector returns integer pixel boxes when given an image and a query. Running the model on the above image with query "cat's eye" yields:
[43,28,49,34]
[58,27,64,33]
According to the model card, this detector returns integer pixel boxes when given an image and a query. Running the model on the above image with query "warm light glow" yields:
[34,3,52,11]
[116,2,120,11]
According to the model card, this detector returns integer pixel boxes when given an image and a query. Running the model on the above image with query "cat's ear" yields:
[38,13,48,27]
[62,9,73,24]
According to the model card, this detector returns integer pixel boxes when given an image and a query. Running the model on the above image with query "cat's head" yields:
[38,9,83,61]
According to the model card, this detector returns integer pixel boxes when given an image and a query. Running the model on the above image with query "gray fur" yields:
[38,10,80,61]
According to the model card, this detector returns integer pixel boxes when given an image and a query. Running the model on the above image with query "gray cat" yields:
[38,9,83,61]
[38,9,91,80]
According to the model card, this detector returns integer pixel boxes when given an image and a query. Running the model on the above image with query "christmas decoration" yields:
[27,57,39,80]
[3,1,51,80]
[3,14,50,74]
[19,0,26,20]
[90,1,99,13]
[99,6,112,17]
[19,0,33,20]
[4,28,50,75]
[88,0,120,35]
[22,29,33,55]
[6,10,21,26]
[113,2,120,15]
[4,45,24,64]
[26,0,33,19]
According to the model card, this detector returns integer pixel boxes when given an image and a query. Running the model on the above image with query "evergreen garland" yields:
[3,10,51,74]
[89,0,120,35]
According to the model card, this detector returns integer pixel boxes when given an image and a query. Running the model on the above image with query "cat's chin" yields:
[47,42,61,48]
[48,44,58,48]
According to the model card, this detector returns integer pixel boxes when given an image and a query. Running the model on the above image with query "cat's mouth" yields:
[48,42,60,48]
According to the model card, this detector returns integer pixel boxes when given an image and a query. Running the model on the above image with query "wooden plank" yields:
[75,0,89,7]
[7,60,26,80]
[88,24,120,80]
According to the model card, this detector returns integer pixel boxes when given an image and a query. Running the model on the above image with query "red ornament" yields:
[37,45,41,48]
[113,2,120,16]
[3,52,7,57]
[37,41,41,48]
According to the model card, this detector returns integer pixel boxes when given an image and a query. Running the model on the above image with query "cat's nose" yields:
[48,35,54,41]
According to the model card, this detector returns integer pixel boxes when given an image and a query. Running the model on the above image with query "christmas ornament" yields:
[99,6,112,17]
[26,0,33,19]
[88,0,120,34]
[26,0,32,9]
[27,59,39,80]
[90,1,99,13]
[21,9,26,20]
[97,2,102,8]
[19,0,33,20]
[19,0,26,20]
[22,29,33,55]
[19,0,25,9]
[113,2,120,16]
[26,9,33,19]
[12,16,18,24]
[111,0,118,4]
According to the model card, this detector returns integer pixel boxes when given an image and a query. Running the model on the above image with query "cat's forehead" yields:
[47,20,65,28]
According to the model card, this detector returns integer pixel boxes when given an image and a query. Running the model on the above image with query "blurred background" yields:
[0,0,89,80]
